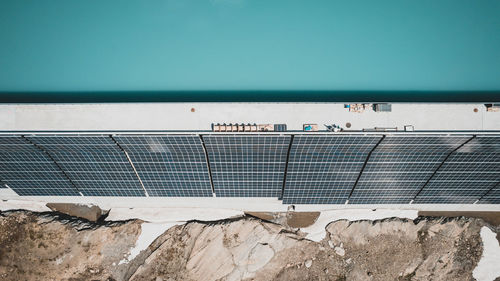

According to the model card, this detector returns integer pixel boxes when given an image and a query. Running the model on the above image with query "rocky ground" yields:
[0,210,498,281]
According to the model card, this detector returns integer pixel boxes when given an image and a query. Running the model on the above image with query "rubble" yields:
[0,210,498,281]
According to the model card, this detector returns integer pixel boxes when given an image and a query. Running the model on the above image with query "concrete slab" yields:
[0,103,499,131]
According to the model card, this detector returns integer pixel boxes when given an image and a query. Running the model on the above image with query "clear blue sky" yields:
[1,0,500,92]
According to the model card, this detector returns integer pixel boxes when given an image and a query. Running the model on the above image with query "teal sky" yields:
[1,0,500,92]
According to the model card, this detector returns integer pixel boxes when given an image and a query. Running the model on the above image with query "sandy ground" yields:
[1,210,496,281]
[419,211,500,244]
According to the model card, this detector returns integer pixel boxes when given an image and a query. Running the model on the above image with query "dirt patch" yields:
[418,211,500,226]
[419,211,500,245]
[245,212,275,222]
[287,212,320,228]
[244,211,319,228]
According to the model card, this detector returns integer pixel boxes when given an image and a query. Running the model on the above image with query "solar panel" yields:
[478,181,500,204]
[349,135,472,204]
[1,133,498,203]
[26,135,146,196]
[0,136,80,196]
[203,135,291,197]
[414,136,500,204]
[113,135,212,197]
[283,135,382,204]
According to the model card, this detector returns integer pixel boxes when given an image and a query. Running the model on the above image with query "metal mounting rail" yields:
[411,135,476,203]
[199,135,216,196]
[110,135,149,197]
[22,136,84,196]
[347,135,386,203]
[280,135,294,200]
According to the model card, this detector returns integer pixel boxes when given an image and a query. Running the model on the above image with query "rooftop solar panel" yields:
[1,133,498,204]
[0,136,80,196]
[478,181,500,204]
[283,135,382,204]
[349,135,472,204]
[414,136,500,204]
[26,135,146,196]
[204,135,291,197]
[113,135,213,197]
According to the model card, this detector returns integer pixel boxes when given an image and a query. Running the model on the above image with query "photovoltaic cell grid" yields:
[349,135,472,204]
[283,135,382,204]
[26,136,145,196]
[415,136,500,204]
[203,135,291,197]
[2,133,499,204]
[0,136,79,195]
[114,135,212,197]
[480,182,500,204]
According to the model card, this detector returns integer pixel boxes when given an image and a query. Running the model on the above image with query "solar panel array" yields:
[26,136,146,196]
[349,135,471,204]
[283,135,382,204]
[0,136,79,195]
[113,135,212,197]
[203,135,291,197]
[480,181,500,204]
[0,133,498,203]
[414,136,500,204]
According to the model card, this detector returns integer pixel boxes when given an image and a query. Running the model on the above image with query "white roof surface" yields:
[0,102,499,132]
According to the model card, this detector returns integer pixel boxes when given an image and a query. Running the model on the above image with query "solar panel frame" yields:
[283,135,382,204]
[113,135,213,197]
[204,134,291,197]
[26,135,146,197]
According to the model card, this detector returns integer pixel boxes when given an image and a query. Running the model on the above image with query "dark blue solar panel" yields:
[114,135,212,197]
[1,133,498,204]
[415,136,500,204]
[478,181,500,204]
[27,135,145,197]
[349,135,471,204]
[204,135,291,197]
[0,136,80,196]
[283,135,382,204]
[0,177,7,188]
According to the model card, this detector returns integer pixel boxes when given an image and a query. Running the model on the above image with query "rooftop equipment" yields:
[325,124,342,132]
[404,125,415,132]
[212,123,285,132]
[373,103,392,112]
[257,124,274,132]
[346,104,369,113]
[485,104,500,112]
[274,124,287,132]
[303,124,319,131]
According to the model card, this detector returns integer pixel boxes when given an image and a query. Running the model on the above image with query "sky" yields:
[1,0,500,92]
